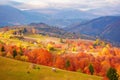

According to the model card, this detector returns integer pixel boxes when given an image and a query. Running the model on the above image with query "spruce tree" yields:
[107,67,119,80]
[65,60,70,68]
[89,64,94,75]
[13,49,17,58]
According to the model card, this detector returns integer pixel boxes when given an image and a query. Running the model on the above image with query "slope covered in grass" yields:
[0,57,102,80]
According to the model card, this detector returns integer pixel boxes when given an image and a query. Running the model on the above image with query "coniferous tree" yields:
[65,60,70,68]
[107,67,119,80]
[89,64,94,75]
[13,49,17,58]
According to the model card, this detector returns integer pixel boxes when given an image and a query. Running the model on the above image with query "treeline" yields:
[0,43,120,80]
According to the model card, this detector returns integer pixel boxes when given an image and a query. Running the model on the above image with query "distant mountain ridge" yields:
[67,16,120,35]
[100,21,120,44]
[0,5,48,26]
[65,16,120,45]
[1,5,120,46]
[0,5,28,26]
[0,5,98,27]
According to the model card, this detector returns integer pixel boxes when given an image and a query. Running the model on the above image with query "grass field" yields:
[0,56,102,80]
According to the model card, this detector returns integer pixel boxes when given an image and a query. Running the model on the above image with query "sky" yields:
[0,0,120,15]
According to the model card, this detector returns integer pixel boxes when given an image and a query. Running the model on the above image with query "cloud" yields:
[9,1,23,6]
[0,0,120,15]
[0,0,23,7]
[1,0,120,10]
[0,0,11,5]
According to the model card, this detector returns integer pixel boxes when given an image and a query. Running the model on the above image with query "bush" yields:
[1,46,5,52]
[6,52,12,58]
[1,52,6,56]
[21,56,28,61]
[15,54,21,60]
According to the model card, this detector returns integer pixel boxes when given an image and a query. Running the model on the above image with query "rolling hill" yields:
[27,22,96,39]
[0,56,102,80]
[28,23,66,37]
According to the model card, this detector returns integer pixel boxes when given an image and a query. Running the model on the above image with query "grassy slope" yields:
[0,57,102,80]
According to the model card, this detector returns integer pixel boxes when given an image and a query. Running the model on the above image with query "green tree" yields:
[107,67,119,80]
[22,28,27,33]
[72,47,76,52]
[13,49,17,58]
[93,39,100,47]
[89,64,94,75]
[65,60,70,68]
[60,38,64,43]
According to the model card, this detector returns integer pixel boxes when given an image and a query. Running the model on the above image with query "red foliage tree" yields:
[54,56,65,69]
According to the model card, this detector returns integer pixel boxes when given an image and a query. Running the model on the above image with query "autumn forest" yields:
[0,27,120,80]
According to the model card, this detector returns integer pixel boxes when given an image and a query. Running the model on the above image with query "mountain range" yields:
[0,5,97,27]
[0,5,48,26]
[65,16,120,46]
[0,5,27,26]
[1,5,120,46]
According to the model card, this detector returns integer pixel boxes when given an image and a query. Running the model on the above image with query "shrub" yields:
[21,55,28,61]
[1,46,5,52]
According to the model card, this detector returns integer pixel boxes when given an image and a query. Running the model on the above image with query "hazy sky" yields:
[0,0,120,15]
